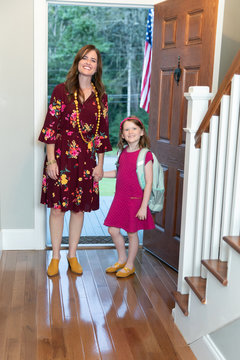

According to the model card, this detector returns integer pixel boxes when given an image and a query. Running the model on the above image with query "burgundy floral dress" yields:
[38,83,112,212]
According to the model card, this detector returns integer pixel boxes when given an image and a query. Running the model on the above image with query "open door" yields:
[143,0,219,270]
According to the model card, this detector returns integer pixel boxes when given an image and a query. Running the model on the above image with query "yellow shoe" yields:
[116,266,135,278]
[67,257,83,275]
[106,262,126,273]
[47,258,60,277]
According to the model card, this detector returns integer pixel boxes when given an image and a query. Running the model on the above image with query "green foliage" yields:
[48,5,150,146]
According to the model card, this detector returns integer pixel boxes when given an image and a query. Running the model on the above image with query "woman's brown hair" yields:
[117,116,150,151]
[65,44,105,107]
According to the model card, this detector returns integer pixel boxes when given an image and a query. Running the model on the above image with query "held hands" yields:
[136,206,147,221]
[92,164,103,182]
[46,162,59,180]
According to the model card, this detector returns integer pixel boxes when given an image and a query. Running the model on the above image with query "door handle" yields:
[174,56,182,86]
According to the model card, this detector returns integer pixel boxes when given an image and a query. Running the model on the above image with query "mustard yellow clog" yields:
[106,262,126,273]
[116,266,135,278]
[67,257,83,275]
[47,258,60,277]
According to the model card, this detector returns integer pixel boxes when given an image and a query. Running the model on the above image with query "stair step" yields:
[201,259,228,286]
[185,276,207,304]
[223,236,240,255]
[173,291,189,316]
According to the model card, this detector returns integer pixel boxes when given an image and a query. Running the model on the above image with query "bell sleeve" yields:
[38,84,67,144]
[96,93,112,153]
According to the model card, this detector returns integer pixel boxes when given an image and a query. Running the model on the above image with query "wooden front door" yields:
[143,0,219,270]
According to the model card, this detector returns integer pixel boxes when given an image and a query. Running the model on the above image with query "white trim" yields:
[190,335,226,360]
[48,0,155,7]
[1,229,45,250]
[211,0,225,94]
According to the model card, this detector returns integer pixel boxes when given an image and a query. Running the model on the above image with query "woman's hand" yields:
[92,164,103,182]
[136,206,147,220]
[46,163,59,180]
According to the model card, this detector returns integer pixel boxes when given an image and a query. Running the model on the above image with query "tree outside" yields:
[48,4,150,147]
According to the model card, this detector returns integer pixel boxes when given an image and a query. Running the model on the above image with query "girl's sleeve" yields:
[96,93,112,153]
[38,84,67,144]
[145,151,154,164]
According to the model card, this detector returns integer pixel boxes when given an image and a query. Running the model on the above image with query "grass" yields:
[99,178,116,196]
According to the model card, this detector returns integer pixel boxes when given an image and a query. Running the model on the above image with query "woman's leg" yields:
[68,211,84,258]
[49,208,65,259]
[108,227,127,264]
[125,232,139,270]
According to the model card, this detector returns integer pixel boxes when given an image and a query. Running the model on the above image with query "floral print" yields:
[41,127,56,142]
[49,98,66,117]
[38,83,112,212]
[66,140,81,159]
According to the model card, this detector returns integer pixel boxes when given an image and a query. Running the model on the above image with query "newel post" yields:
[177,86,213,293]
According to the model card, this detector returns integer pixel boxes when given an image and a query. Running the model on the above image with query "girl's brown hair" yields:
[117,116,150,150]
[65,44,105,107]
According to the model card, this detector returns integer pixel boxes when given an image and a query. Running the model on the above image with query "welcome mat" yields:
[62,236,128,245]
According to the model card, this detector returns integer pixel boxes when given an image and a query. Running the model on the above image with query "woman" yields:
[39,45,112,277]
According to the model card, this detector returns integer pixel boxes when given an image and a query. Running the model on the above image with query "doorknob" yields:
[174,56,182,86]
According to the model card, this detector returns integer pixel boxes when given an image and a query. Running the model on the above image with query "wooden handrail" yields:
[195,49,240,148]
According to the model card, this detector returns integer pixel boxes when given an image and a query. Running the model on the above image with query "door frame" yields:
[33,0,224,250]
[33,0,158,249]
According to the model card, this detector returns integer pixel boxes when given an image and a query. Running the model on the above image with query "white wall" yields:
[219,0,240,85]
[0,0,34,230]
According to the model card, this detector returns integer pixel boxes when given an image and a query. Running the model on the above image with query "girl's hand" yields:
[92,164,103,182]
[136,206,147,220]
[46,163,59,180]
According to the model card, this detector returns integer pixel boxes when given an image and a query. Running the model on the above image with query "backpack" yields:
[116,148,165,213]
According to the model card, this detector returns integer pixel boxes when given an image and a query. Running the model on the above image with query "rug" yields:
[62,236,128,245]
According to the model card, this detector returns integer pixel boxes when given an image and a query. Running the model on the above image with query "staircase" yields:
[173,51,240,359]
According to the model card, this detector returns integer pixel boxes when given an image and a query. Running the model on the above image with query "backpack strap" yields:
[115,149,122,171]
[136,148,151,190]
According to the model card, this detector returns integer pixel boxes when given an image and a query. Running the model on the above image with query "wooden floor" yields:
[0,249,196,360]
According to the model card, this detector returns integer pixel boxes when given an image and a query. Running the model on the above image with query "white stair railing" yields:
[177,86,212,293]
[177,75,240,293]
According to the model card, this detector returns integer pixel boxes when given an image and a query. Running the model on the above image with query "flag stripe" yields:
[140,9,154,113]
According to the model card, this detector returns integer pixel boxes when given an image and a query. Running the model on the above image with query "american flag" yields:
[140,9,154,113]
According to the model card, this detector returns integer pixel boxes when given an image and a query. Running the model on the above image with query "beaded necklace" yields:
[74,83,101,144]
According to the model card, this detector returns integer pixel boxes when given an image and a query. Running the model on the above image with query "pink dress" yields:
[104,148,155,232]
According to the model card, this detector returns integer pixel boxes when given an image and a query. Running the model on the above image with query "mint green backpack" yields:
[116,148,165,213]
[136,148,164,213]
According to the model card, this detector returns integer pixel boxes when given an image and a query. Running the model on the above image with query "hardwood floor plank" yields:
[78,250,116,359]
[3,251,27,360]
[20,251,38,360]
[36,251,53,360]
[0,251,17,357]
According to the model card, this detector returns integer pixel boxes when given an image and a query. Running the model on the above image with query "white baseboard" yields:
[190,335,226,360]
[1,229,45,250]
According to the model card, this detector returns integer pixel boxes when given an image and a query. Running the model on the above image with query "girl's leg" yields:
[49,208,65,259]
[68,211,84,258]
[125,232,139,269]
[108,227,127,264]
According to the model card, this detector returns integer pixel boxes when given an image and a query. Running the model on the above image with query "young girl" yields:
[103,116,155,278]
